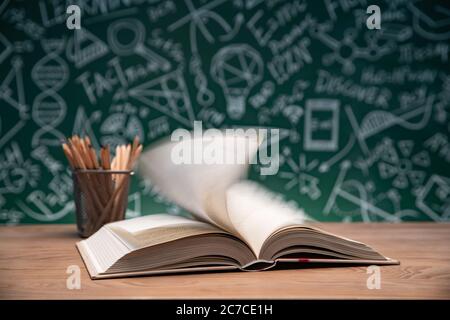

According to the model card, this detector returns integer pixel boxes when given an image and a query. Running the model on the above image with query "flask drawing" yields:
[211,44,263,120]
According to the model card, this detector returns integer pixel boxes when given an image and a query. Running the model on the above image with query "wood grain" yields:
[1,223,449,299]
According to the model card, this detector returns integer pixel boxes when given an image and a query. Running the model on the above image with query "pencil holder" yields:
[72,169,134,238]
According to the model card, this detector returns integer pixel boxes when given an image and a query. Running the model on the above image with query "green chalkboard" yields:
[0,0,449,224]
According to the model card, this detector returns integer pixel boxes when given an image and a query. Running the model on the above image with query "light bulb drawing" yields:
[211,44,263,119]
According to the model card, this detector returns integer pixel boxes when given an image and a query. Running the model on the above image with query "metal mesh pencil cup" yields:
[72,169,133,238]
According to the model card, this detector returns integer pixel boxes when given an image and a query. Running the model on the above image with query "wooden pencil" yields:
[62,135,143,235]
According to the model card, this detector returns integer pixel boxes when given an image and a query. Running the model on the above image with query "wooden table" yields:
[1,223,449,299]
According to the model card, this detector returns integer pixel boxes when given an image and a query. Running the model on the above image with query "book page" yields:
[107,214,226,249]
[226,181,311,257]
[138,131,261,234]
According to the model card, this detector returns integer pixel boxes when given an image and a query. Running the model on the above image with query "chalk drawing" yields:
[171,0,244,107]
[0,57,28,149]
[66,28,109,68]
[108,18,170,71]
[17,192,74,222]
[409,1,450,41]
[128,70,195,127]
[31,39,68,147]
[304,99,340,152]
[31,145,64,175]
[72,106,102,150]
[100,112,145,148]
[324,161,401,222]
[345,95,434,156]
[310,27,364,75]
[424,133,450,163]
[0,0,10,15]
[311,26,392,75]
[211,44,263,119]
[0,33,13,65]
[280,153,321,200]
[380,23,413,42]
[416,175,450,221]
[169,0,243,43]
[125,192,141,219]
[147,116,170,140]
[375,139,429,190]
[0,142,40,195]
[189,54,215,108]
[319,134,356,173]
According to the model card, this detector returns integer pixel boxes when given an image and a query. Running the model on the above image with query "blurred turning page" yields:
[138,129,261,234]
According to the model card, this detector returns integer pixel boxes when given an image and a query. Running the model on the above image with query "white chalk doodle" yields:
[17,191,74,222]
[108,18,170,71]
[31,91,67,147]
[246,1,307,47]
[345,94,435,156]
[15,170,72,223]
[310,26,392,74]
[379,22,413,42]
[4,7,45,40]
[0,57,29,149]
[0,33,13,65]
[0,0,10,15]
[319,134,356,173]
[197,107,226,127]
[48,171,73,203]
[31,145,64,176]
[0,142,40,195]
[147,116,170,140]
[0,209,24,225]
[0,56,27,112]
[31,43,69,91]
[249,81,275,109]
[374,139,429,190]
[31,39,69,147]
[315,70,392,109]
[100,112,145,148]
[280,153,321,200]
[424,133,450,163]
[409,1,450,41]
[324,161,401,222]
[304,99,340,152]
[125,192,142,219]
[128,70,195,127]
[267,37,312,85]
[211,44,263,119]
[66,28,109,69]
[72,106,102,150]
[189,54,215,108]
[168,0,243,44]
[398,42,450,64]
[147,0,176,23]
[416,175,450,221]
[171,0,244,108]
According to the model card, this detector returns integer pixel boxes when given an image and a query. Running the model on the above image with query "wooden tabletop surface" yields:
[1,223,449,299]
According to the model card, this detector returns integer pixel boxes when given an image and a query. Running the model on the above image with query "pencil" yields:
[62,135,143,235]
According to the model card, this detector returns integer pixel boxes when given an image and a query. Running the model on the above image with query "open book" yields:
[77,131,398,279]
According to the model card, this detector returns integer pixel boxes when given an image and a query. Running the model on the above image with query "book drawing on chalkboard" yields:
[77,132,398,279]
